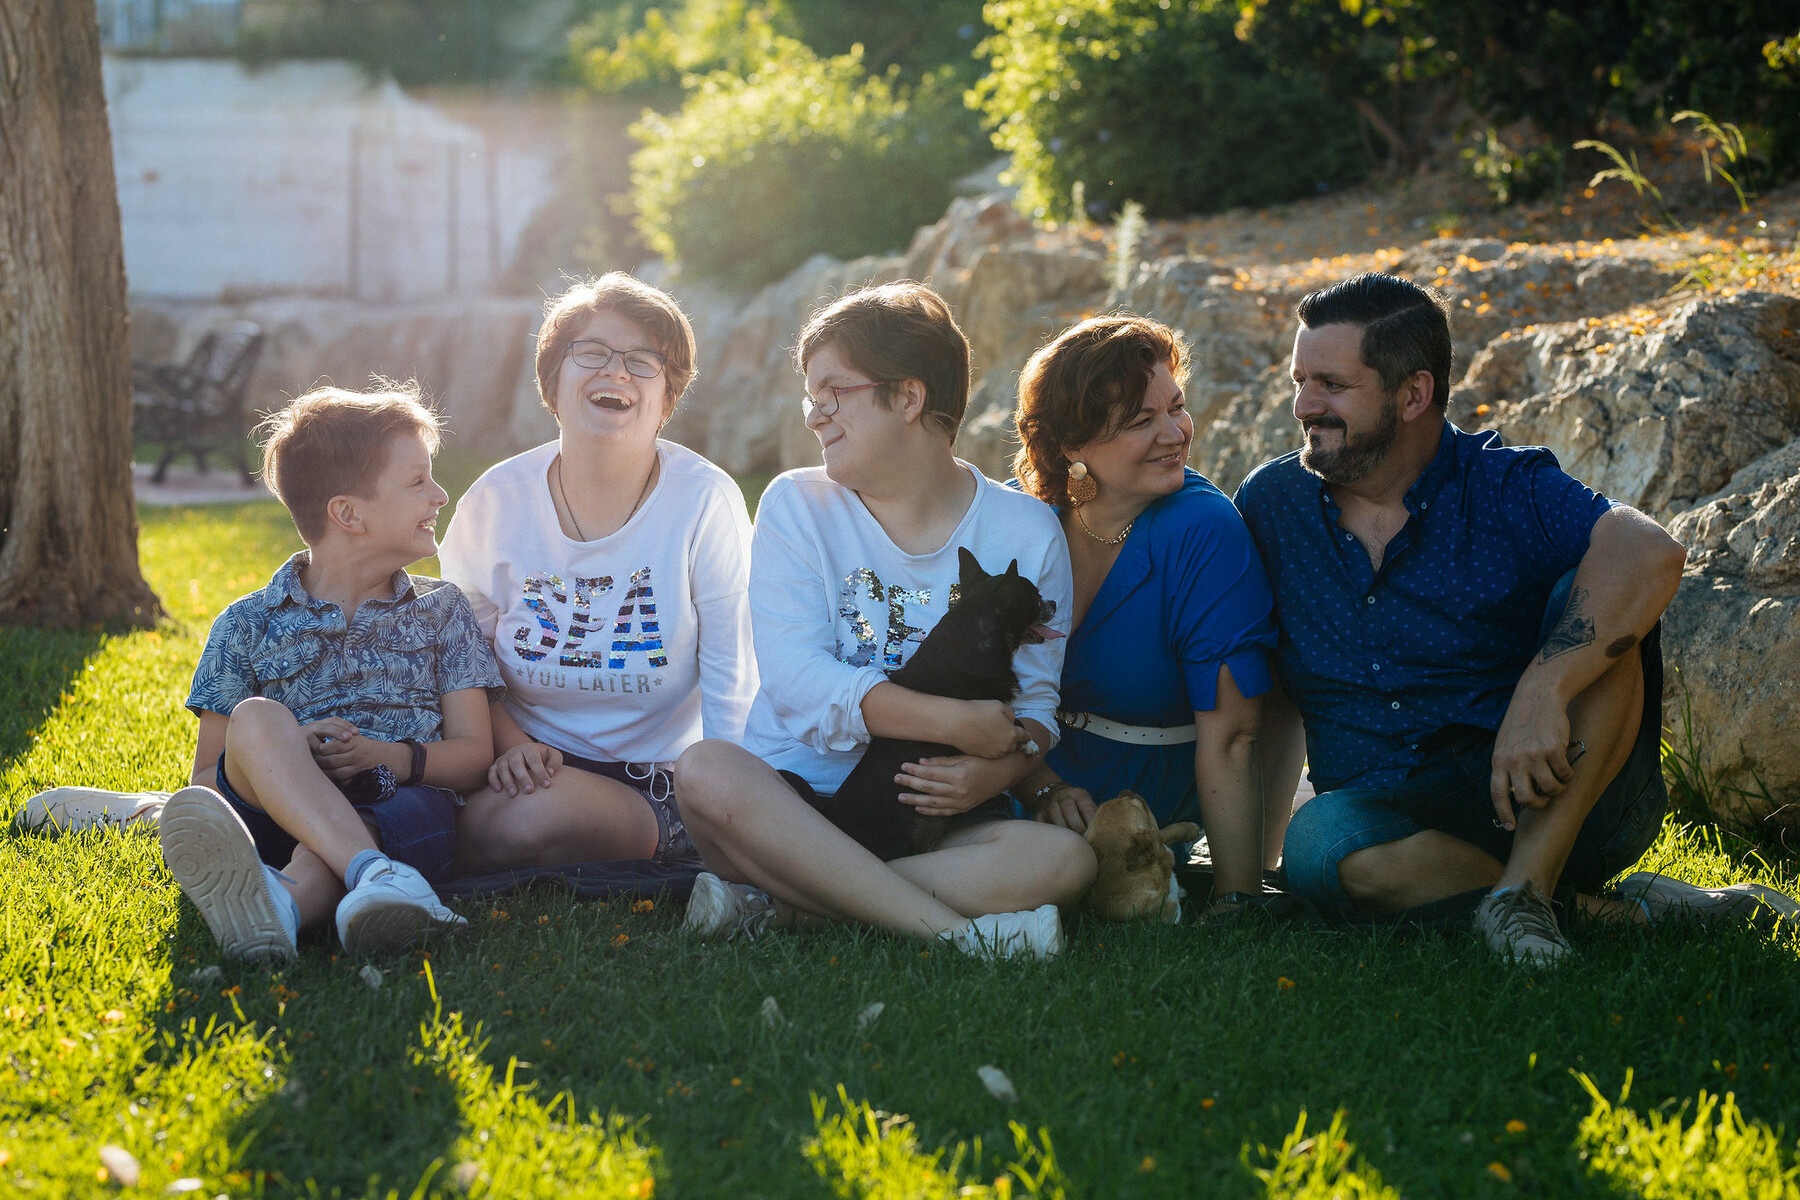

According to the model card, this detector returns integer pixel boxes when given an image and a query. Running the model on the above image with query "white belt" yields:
[1056,710,1197,746]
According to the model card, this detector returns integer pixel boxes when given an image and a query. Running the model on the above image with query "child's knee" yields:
[225,697,302,746]
[672,740,750,825]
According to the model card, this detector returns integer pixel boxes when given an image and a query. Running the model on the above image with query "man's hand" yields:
[488,742,563,798]
[1489,680,1577,830]
[1033,782,1097,833]
[897,753,1021,817]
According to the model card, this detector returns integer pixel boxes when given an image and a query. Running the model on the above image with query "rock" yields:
[1192,364,1302,497]
[1115,258,1297,436]
[953,245,1108,477]
[1455,292,1800,522]
[1663,436,1800,829]
[1396,237,1679,380]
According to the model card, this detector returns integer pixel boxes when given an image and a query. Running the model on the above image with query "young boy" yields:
[161,384,504,961]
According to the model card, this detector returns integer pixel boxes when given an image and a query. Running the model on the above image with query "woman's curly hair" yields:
[1011,315,1189,505]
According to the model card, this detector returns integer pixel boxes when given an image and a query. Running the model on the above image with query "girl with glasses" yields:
[672,282,1095,959]
[438,274,756,875]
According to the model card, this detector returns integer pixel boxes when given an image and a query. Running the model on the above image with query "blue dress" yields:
[1045,470,1277,826]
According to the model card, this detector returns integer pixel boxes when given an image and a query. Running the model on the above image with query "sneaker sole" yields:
[682,873,736,940]
[1028,904,1064,961]
[16,788,168,834]
[339,898,439,956]
[1620,872,1800,925]
[159,787,296,964]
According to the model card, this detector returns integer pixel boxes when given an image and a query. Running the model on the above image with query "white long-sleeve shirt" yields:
[439,439,755,765]
[742,462,1073,794]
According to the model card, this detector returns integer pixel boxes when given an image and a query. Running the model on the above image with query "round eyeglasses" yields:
[801,380,887,420]
[567,339,666,379]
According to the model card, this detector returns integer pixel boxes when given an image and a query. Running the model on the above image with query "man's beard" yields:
[1299,392,1400,485]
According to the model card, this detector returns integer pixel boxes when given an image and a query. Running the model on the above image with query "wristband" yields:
[401,738,426,786]
[1025,780,1069,808]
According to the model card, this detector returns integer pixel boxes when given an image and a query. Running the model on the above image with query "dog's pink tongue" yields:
[1031,624,1064,641]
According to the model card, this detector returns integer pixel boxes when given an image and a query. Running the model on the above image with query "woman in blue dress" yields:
[1010,315,1283,911]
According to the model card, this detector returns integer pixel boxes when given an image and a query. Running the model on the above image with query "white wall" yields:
[105,57,558,301]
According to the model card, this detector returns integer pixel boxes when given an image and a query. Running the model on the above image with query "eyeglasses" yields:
[567,339,666,379]
[801,380,887,420]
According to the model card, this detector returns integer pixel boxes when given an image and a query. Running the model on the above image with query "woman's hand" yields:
[488,742,563,798]
[897,753,1022,817]
[1033,782,1097,833]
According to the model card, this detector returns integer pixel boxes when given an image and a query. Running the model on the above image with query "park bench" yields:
[132,320,265,485]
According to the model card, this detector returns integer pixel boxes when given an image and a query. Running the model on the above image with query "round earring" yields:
[1066,460,1098,507]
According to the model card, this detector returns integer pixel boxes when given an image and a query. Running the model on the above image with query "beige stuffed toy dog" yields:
[1082,791,1200,923]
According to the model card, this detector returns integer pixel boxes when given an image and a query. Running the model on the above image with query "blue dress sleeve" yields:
[1163,487,1278,711]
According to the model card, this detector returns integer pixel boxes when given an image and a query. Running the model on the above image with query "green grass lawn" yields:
[4,489,1800,1198]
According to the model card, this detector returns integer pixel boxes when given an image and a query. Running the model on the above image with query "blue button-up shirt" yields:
[188,552,504,743]
[1235,423,1613,791]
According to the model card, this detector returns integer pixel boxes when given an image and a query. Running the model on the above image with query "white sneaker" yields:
[1613,871,1800,927]
[16,787,170,834]
[683,871,777,940]
[1474,881,1570,966]
[334,858,466,956]
[158,786,298,963]
[949,904,1064,961]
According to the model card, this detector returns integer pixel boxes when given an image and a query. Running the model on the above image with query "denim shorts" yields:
[559,753,699,865]
[214,751,460,884]
[1282,570,1669,923]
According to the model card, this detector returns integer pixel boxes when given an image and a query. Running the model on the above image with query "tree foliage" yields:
[628,40,980,289]
[971,0,1369,221]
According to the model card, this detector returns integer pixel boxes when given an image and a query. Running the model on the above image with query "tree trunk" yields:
[0,0,159,627]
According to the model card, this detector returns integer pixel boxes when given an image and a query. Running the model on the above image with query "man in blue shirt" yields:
[1236,272,1789,964]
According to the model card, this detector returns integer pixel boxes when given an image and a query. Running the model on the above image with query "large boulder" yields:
[1395,237,1679,381]
[1455,292,1800,521]
[1663,436,1800,832]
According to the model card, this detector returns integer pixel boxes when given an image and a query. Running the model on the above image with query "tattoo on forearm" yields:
[1604,634,1638,658]
[1540,586,1596,662]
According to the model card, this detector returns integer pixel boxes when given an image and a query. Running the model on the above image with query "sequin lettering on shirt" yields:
[558,576,615,668]
[608,567,668,669]
[883,586,930,670]
[513,573,566,661]
[837,569,882,667]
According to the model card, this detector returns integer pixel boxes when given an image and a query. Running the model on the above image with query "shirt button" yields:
[1390,701,1400,710]
[1371,663,1381,672]
[1365,594,1376,604]
[1410,743,1419,750]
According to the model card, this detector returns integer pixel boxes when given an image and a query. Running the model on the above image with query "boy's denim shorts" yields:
[559,753,699,865]
[214,751,460,884]
[1282,570,1669,923]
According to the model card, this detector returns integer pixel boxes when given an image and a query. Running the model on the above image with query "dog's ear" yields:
[957,546,987,587]
[1125,833,1160,872]
[1004,559,1020,579]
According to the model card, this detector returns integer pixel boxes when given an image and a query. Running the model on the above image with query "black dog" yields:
[823,546,1058,861]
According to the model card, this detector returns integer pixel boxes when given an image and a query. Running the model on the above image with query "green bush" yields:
[970,0,1369,222]
[573,0,795,107]
[629,39,979,289]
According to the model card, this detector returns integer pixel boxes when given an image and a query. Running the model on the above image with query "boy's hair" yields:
[1295,272,1453,410]
[258,381,443,544]
[535,273,698,415]
[795,281,970,438]
[1012,314,1188,506]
